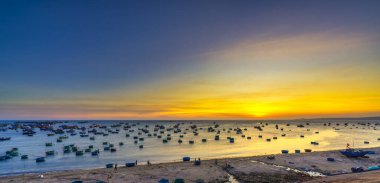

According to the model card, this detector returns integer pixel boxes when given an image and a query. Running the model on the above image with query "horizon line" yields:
[1,116,380,121]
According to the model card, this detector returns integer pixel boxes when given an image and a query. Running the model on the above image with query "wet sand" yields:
[305,171,380,183]
[1,147,380,183]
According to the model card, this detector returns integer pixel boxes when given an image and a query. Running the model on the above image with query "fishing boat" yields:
[340,149,369,157]
[351,167,364,173]
[76,151,84,156]
[126,162,135,167]
[71,180,83,183]
[45,151,55,156]
[281,150,289,154]
[158,178,170,183]
[327,157,335,162]
[36,157,45,163]
[21,155,28,159]
[6,149,18,157]
[0,156,8,161]
[368,166,380,171]
[45,142,53,147]
[64,148,71,153]
[91,150,99,156]
[0,137,11,141]
[174,178,185,183]
[194,160,201,165]
[311,141,319,145]
[214,135,220,140]
[229,138,235,143]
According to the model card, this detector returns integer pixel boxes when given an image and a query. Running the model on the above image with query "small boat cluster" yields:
[0,148,20,161]
[0,120,379,167]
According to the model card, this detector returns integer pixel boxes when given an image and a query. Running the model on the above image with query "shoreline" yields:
[0,146,361,176]
[1,147,380,182]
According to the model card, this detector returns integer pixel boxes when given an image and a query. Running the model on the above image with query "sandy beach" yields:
[1,147,380,183]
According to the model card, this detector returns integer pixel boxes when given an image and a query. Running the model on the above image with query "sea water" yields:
[0,120,379,175]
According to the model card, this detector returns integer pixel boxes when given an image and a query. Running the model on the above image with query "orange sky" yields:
[2,31,379,120]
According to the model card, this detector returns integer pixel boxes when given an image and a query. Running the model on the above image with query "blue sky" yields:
[1,0,380,119]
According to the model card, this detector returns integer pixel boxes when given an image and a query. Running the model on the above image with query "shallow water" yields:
[251,160,325,177]
[0,120,379,175]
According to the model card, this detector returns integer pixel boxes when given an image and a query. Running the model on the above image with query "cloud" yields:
[204,31,376,64]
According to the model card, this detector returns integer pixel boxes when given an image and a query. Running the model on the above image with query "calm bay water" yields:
[0,120,379,175]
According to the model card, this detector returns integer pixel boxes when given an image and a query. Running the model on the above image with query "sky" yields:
[1,0,380,120]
